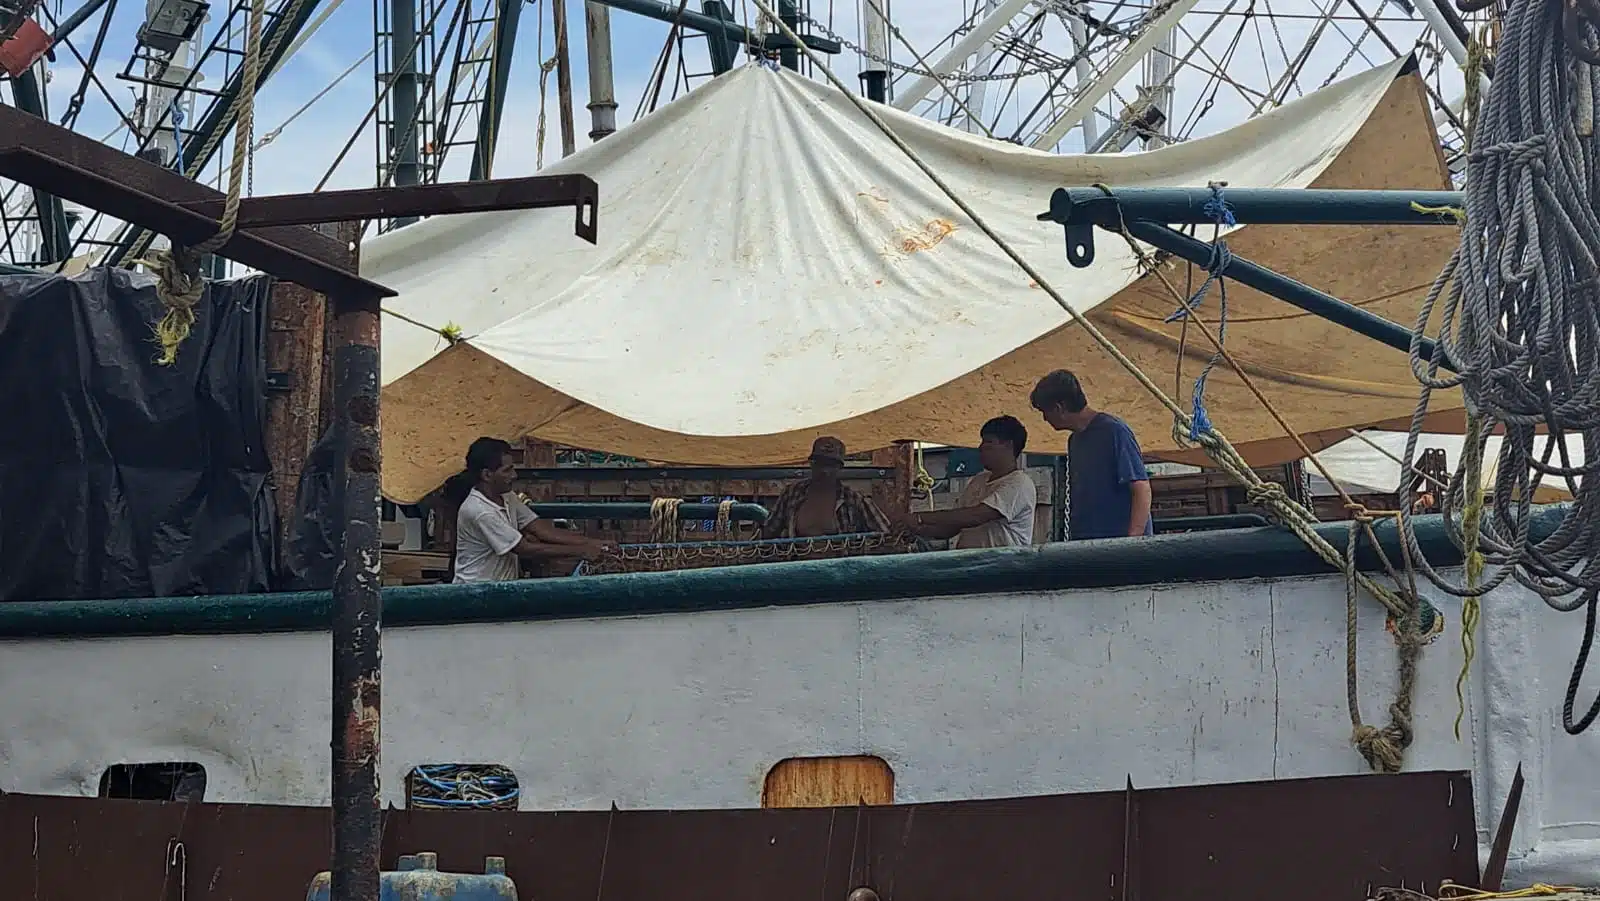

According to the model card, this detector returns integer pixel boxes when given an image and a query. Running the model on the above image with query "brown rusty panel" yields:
[266,279,328,563]
[0,793,330,901]
[0,772,1477,901]
[763,756,895,808]
[1138,771,1479,900]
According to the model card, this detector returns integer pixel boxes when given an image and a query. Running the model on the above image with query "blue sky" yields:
[17,0,1453,213]
[28,0,970,197]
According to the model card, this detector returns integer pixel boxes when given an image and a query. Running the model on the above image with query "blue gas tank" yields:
[305,852,516,901]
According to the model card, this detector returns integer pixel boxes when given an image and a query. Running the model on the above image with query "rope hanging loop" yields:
[143,0,268,365]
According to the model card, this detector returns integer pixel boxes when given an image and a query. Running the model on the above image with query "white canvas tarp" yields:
[1308,432,1581,501]
[369,58,1461,503]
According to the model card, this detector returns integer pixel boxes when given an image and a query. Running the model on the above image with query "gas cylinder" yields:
[305,852,516,901]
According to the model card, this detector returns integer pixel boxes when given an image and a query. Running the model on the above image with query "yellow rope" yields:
[649,497,683,544]
[1455,410,1487,740]
[1410,201,1466,224]
[1443,23,1492,743]
[912,443,934,497]
[1441,884,1582,901]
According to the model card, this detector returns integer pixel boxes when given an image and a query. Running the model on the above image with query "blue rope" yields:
[1163,183,1234,441]
[409,764,520,809]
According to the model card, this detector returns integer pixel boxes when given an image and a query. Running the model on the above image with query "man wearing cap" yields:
[759,437,893,539]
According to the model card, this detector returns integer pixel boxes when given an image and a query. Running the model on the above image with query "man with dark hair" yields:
[760,436,892,539]
[895,416,1037,548]
[1030,369,1153,540]
[445,437,615,582]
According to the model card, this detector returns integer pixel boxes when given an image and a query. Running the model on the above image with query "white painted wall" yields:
[0,570,1594,884]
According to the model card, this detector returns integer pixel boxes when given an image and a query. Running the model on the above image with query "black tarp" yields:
[285,421,344,591]
[0,267,278,601]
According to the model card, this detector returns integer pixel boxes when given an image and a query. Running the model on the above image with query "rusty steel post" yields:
[329,220,383,901]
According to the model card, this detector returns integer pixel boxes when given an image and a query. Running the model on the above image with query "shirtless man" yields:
[759,437,892,539]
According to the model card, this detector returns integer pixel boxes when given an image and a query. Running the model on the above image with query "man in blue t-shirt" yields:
[1030,369,1153,540]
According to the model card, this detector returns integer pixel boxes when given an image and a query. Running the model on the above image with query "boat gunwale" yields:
[0,505,1565,639]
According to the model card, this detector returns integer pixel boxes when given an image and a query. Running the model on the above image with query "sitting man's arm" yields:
[509,495,616,555]
[525,518,616,554]
[511,534,598,560]
[896,503,1002,540]
[465,504,594,562]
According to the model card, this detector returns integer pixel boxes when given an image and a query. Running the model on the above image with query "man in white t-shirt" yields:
[892,416,1037,548]
[444,437,616,583]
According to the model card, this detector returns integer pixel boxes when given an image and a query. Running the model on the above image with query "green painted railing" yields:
[0,505,1566,639]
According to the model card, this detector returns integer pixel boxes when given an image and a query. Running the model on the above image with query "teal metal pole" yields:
[1120,219,1458,373]
[1039,186,1465,229]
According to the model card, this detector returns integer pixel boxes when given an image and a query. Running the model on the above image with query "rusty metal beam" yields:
[327,221,383,901]
[176,175,601,243]
[0,107,392,304]
[1481,763,1524,891]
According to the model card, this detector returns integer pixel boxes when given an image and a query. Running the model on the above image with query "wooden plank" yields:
[761,756,894,808]
[870,443,914,518]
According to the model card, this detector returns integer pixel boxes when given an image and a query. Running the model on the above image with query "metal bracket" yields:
[266,371,294,393]
[1064,222,1097,267]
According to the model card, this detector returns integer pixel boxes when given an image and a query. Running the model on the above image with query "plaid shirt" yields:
[759,478,891,539]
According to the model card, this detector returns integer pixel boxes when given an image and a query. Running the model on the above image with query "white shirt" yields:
[454,488,539,583]
[954,469,1037,549]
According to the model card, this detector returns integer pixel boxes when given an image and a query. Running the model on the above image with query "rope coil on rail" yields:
[1398,0,1600,735]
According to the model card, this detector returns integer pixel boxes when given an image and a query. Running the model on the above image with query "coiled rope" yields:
[1398,0,1600,736]
[138,0,268,365]
[750,0,1430,771]
[650,497,684,544]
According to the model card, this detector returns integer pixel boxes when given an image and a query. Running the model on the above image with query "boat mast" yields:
[584,1,618,140]
[859,0,888,102]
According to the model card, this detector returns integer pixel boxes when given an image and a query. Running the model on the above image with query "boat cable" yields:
[1396,0,1600,735]
[133,0,267,366]
[253,48,375,152]
[751,0,1430,772]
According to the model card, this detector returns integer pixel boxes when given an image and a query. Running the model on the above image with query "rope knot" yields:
[140,245,207,366]
[1246,481,1289,509]
[1352,722,1409,773]
[1343,501,1377,524]
[1471,134,1550,171]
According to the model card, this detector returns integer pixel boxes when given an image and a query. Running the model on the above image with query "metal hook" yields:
[165,838,187,901]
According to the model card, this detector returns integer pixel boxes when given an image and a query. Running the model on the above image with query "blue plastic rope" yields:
[1162,183,1234,441]
[409,764,521,809]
